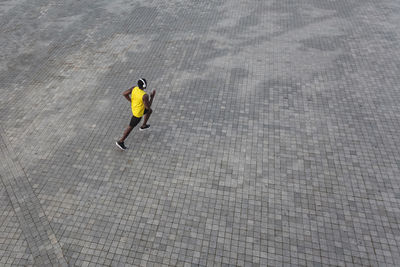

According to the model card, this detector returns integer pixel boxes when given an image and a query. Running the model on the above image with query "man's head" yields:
[138,78,147,90]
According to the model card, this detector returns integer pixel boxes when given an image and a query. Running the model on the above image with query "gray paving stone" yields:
[1,0,400,266]
[0,128,67,265]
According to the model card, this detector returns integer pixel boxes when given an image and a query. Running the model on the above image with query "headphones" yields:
[139,78,147,89]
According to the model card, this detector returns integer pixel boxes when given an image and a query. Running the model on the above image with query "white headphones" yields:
[139,78,147,89]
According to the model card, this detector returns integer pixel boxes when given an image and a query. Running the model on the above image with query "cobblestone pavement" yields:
[1,0,400,266]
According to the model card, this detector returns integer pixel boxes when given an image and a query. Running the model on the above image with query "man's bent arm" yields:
[149,96,154,106]
[143,94,151,109]
[149,90,156,106]
[122,87,134,102]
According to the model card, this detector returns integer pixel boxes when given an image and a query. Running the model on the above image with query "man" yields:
[116,78,156,150]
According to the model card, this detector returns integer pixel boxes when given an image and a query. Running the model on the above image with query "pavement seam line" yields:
[0,125,68,266]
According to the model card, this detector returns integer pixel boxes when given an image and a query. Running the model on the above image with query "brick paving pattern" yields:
[1,0,400,266]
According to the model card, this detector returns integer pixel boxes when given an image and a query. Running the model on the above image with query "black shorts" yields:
[129,109,148,128]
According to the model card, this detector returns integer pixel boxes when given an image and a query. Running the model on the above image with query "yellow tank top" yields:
[131,87,146,118]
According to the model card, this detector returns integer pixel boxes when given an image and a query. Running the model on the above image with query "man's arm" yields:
[143,94,151,110]
[122,87,134,102]
[143,90,156,109]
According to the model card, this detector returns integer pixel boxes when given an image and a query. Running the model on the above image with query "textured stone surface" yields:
[1,0,400,266]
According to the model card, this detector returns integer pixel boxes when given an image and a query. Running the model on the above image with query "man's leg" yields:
[119,125,133,143]
[141,108,152,128]
[116,116,141,150]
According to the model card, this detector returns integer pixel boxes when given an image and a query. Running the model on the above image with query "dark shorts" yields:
[129,109,148,128]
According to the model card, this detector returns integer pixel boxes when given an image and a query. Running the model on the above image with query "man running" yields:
[116,78,156,150]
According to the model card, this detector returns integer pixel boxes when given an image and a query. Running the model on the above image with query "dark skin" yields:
[118,87,156,143]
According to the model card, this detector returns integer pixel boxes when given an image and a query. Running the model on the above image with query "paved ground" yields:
[1,0,400,266]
